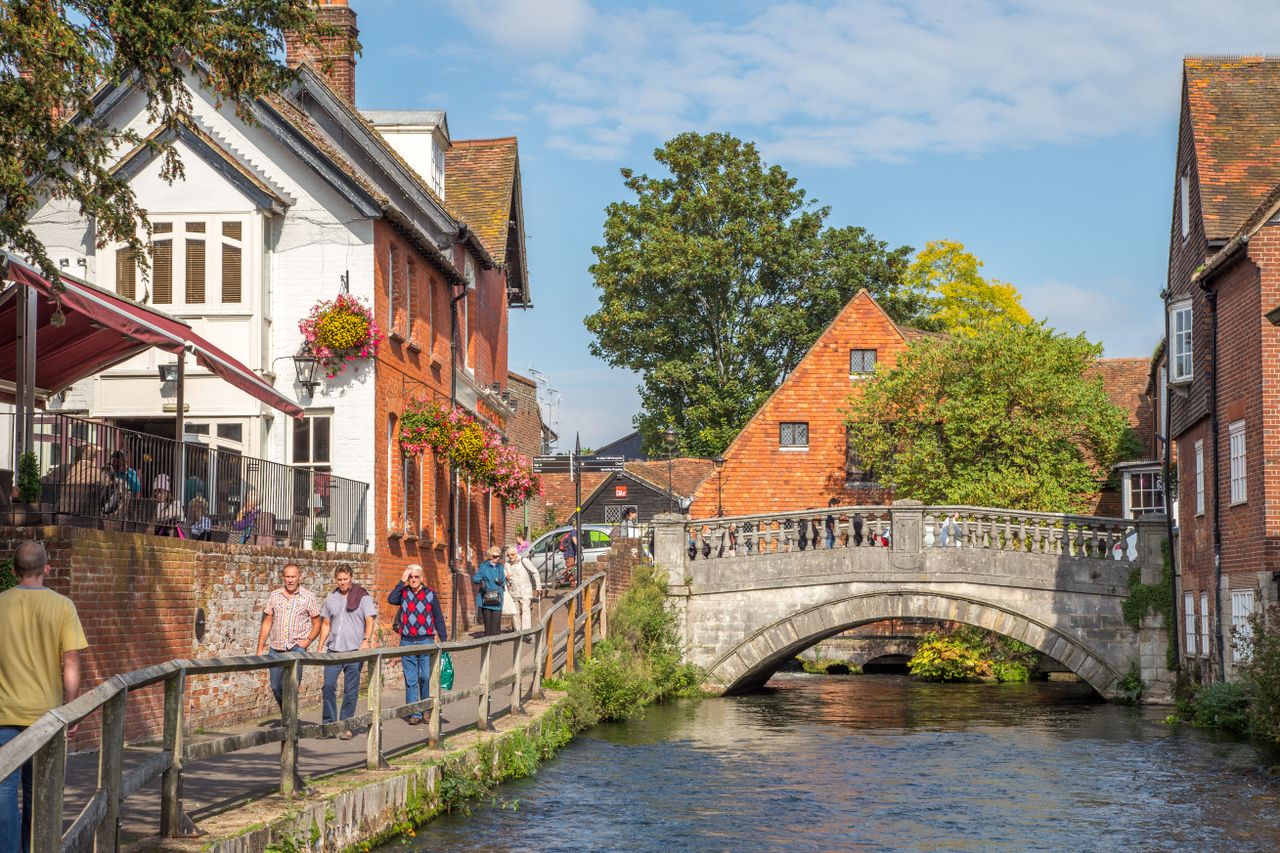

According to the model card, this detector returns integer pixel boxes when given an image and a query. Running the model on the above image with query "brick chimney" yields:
[285,0,359,105]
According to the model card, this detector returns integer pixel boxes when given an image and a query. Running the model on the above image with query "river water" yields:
[380,674,1280,852]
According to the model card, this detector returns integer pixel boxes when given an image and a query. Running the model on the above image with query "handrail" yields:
[0,572,607,852]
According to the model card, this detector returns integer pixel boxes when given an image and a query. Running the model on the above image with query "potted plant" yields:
[312,522,327,551]
[11,451,44,526]
[298,294,384,379]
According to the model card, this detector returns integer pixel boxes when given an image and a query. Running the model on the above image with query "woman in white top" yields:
[503,545,543,633]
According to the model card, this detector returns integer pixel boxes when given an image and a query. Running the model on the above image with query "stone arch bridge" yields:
[651,502,1171,701]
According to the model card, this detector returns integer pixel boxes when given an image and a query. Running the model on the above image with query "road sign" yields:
[578,455,625,472]
[532,454,624,475]
[532,456,572,474]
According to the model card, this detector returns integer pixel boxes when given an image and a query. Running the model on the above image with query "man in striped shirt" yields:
[255,564,321,711]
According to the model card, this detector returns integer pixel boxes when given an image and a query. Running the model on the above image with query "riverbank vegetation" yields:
[1173,607,1280,746]
[545,563,704,726]
[907,627,1036,683]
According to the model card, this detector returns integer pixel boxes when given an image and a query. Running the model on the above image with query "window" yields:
[1123,469,1163,519]
[604,504,638,524]
[779,422,808,449]
[1194,440,1205,516]
[1180,171,1191,239]
[1200,592,1210,659]
[1229,419,1246,504]
[386,414,396,532]
[1184,592,1196,657]
[427,270,435,354]
[388,245,402,339]
[292,415,332,517]
[406,259,417,343]
[402,454,420,536]
[113,217,244,308]
[1170,301,1192,381]
[462,255,475,374]
[1231,589,1255,663]
[850,349,877,376]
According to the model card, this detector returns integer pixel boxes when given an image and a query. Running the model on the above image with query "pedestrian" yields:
[620,507,640,538]
[186,495,213,541]
[387,564,446,725]
[0,541,88,853]
[255,564,320,712]
[316,566,377,739]
[560,527,579,578]
[852,512,865,547]
[232,488,262,545]
[472,546,506,637]
[152,474,183,537]
[825,498,839,549]
[504,545,542,634]
[516,526,532,557]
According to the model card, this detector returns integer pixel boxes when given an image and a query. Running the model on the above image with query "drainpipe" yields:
[1200,279,1225,679]
[1161,290,1179,666]
[447,225,471,634]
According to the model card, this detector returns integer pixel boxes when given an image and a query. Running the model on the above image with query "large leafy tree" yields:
[843,322,1127,513]
[586,131,914,456]
[906,239,1033,335]
[0,0,338,283]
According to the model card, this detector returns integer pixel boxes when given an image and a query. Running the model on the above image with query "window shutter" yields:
[152,239,173,304]
[221,222,242,304]
[186,238,205,304]
[116,248,137,300]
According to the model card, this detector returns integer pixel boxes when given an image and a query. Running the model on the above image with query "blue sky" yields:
[354,0,1280,448]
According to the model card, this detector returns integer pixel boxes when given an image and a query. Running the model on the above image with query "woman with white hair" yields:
[503,544,543,635]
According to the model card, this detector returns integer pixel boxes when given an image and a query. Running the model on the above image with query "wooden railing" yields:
[684,505,1138,562]
[0,573,607,852]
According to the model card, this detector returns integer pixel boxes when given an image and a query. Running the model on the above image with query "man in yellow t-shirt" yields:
[0,540,88,853]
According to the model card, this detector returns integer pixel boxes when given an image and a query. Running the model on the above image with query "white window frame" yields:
[1121,468,1163,520]
[1169,300,1193,382]
[107,214,251,314]
[1180,172,1191,239]
[1194,439,1205,516]
[463,255,475,376]
[1231,589,1255,663]
[1184,592,1196,657]
[1200,591,1210,659]
[1229,419,1246,505]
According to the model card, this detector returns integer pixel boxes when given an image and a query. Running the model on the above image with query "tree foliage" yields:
[585,131,913,456]
[844,321,1128,513]
[0,0,342,284]
[906,239,1033,336]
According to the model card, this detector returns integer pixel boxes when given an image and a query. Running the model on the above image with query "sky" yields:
[352,0,1280,449]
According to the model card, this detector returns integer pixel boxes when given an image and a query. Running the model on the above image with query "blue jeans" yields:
[400,636,435,716]
[322,661,363,725]
[0,726,30,853]
[268,645,305,708]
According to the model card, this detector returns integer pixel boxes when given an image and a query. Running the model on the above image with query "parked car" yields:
[526,524,615,587]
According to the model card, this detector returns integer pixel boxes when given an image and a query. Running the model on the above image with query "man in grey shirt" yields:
[316,566,377,738]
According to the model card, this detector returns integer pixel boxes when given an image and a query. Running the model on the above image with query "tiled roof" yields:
[1185,56,1280,241]
[446,138,519,264]
[624,459,715,501]
[1091,357,1155,449]
[540,472,610,520]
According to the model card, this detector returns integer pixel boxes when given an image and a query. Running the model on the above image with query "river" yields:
[379,674,1280,852]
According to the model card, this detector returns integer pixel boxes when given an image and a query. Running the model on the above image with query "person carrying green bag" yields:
[387,564,447,725]
[440,650,455,691]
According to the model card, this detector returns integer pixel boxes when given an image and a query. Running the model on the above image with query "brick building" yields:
[503,370,556,542]
[26,0,532,633]
[541,459,715,527]
[687,289,1160,521]
[1164,56,1280,681]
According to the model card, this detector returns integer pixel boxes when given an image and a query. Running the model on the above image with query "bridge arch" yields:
[705,590,1125,697]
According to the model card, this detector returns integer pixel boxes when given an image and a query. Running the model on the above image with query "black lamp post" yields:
[292,352,322,398]
[713,456,726,517]
[663,426,678,513]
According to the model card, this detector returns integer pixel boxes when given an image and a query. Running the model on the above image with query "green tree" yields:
[906,240,1033,335]
[843,321,1127,513]
[0,0,342,284]
[586,131,914,456]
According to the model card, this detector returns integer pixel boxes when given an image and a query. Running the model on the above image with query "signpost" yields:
[533,440,624,586]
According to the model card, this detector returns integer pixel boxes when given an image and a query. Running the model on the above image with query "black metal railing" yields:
[0,412,369,550]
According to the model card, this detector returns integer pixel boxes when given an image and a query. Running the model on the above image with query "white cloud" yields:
[1021,278,1163,359]
[447,0,596,54]
[454,0,1280,165]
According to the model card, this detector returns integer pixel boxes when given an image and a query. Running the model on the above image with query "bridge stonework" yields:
[655,502,1173,702]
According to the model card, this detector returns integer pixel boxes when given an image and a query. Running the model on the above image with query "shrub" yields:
[1240,606,1280,745]
[991,660,1029,683]
[311,523,327,551]
[0,559,14,593]
[908,633,988,682]
[1192,681,1249,734]
[16,452,40,504]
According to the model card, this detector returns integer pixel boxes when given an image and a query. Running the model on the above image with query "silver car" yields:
[525,524,615,587]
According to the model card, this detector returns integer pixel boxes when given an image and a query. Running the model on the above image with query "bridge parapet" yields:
[674,501,1145,564]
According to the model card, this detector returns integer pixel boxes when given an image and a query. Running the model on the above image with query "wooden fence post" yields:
[511,634,524,715]
[279,659,302,795]
[599,577,608,642]
[477,642,492,732]
[566,596,578,673]
[30,725,66,853]
[366,653,386,771]
[160,668,186,837]
[543,622,555,684]
[427,647,443,748]
[583,584,595,659]
[96,683,128,852]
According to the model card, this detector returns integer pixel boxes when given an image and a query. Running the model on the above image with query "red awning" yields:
[0,257,303,418]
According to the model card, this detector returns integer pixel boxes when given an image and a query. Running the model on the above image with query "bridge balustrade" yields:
[684,503,1138,562]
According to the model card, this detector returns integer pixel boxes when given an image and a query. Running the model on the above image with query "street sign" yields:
[532,456,573,474]
[579,455,625,473]
[532,454,624,475]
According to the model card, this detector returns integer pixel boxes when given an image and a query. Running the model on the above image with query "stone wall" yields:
[594,537,650,613]
[0,525,375,749]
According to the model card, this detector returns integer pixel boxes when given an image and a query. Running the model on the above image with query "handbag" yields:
[440,651,455,691]
[482,587,502,606]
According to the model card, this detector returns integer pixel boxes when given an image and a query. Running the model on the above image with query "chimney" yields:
[285,0,359,105]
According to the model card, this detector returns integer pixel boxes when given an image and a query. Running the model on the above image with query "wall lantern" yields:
[293,352,322,398]
[157,363,180,383]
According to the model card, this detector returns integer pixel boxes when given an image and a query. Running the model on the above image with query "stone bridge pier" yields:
[654,501,1173,702]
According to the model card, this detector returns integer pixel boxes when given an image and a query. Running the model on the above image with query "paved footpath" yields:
[61,601,570,844]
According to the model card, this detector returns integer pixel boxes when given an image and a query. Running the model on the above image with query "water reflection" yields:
[381,675,1280,852]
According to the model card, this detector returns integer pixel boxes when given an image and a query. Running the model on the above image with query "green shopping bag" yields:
[440,651,455,691]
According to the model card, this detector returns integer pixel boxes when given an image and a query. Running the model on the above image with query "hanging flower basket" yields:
[399,399,541,507]
[299,294,384,378]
